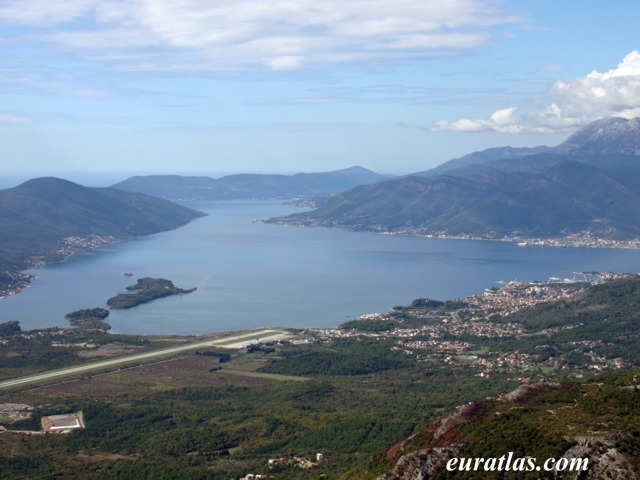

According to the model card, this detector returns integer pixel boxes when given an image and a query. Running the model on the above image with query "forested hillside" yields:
[0,177,205,293]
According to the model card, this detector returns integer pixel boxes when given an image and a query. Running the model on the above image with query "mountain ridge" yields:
[110,166,389,201]
[418,117,640,178]
[270,117,640,244]
[416,145,553,177]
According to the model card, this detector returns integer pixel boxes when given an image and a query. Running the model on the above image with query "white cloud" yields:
[433,105,585,134]
[267,56,302,71]
[0,111,29,123]
[549,50,640,118]
[434,50,640,134]
[0,0,521,72]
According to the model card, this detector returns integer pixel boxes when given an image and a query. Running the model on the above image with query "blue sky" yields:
[1,0,640,179]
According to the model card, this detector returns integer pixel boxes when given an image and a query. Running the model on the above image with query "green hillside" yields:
[365,370,640,480]
[272,160,640,240]
[1,276,640,478]
[0,177,205,293]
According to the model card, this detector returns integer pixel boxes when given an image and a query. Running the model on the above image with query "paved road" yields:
[0,329,290,390]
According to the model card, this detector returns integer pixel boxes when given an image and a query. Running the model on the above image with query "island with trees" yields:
[65,308,111,330]
[106,277,197,309]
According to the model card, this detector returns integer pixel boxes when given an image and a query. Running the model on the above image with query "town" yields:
[268,215,640,250]
[309,272,633,381]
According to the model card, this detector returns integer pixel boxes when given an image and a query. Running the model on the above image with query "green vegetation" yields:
[361,371,640,480]
[65,308,109,321]
[0,323,166,382]
[486,276,640,365]
[0,348,515,479]
[64,308,111,330]
[274,157,640,239]
[106,277,197,309]
[0,320,21,337]
[0,177,205,294]
[2,277,640,478]
[260,338,415,376]
[341,318,399,332]
[340,276,640,380]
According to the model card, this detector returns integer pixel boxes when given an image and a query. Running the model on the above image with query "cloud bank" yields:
[433,50,640,134]
[0,0,520,72]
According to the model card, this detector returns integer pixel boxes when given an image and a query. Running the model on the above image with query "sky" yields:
[1,0,640,180]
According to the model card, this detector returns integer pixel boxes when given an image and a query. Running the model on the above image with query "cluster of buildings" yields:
[397,339,471,354]
[463,280,586,317]
[268,453,324,469]
[311,273,635,379]
[55,234,118,259]
[0,272,33,298]
[506,231,640,249]
[0,327,71,347]
[474,351,537,375]
[385,226,640,250]
[238,453,325,480]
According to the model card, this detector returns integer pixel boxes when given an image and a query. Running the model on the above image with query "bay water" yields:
[2,200,640,335]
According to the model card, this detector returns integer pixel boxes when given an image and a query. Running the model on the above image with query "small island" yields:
[107,277,197,310]
[65,307,111,331]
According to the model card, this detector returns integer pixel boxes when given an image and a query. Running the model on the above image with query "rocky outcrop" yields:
[499,381,564,403]
[375,402,482,480]
[554,117,640,156]
[376,446,462,480]
[550,434,637,480]
[375,381,638,480]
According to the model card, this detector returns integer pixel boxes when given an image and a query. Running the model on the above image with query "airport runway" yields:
[0,329,291,389]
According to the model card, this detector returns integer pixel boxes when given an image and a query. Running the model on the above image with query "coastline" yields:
[4,221,640,304]
[6,205,640,336]
[0,272,34,298]
[0,234,122,298]
[264,218,640,250]
[392,231,640,249]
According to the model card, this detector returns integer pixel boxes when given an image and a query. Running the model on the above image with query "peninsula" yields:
[0,177,206,297]
[266,117,640,249]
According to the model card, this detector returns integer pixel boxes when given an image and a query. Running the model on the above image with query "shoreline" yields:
[4,222,640,303]
[264,218,640,250]
[4,272,634,339]
[389,232,640,249]
[0,234,128,299]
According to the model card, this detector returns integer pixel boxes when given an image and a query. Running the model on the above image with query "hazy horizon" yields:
[0,165,400,189]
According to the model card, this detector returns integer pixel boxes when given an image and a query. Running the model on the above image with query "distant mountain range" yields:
[111,166,389,201]
[4,117,640,294]
[271,117,640,242]
[0,167,388,294]
[0,177,204,293]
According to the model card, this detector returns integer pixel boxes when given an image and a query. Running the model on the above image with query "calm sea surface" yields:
[3,200,640,335]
